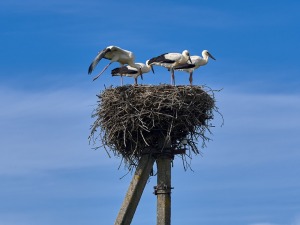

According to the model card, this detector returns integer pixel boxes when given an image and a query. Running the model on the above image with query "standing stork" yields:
[111,60,153,85]
[88,45,141,82]
[148,50,192,85]
[174,50,216,85]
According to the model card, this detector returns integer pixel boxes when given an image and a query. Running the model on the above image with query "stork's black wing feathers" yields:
[174,63,196,70]
[88,48,111,74]
[111,66,137,76]
[149,53,175,64]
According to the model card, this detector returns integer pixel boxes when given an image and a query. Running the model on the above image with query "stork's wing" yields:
[174,63,196,70]
[148,53,174,65]
[109,46,129,55]
[111,66,137,76]
[88,47,111,74]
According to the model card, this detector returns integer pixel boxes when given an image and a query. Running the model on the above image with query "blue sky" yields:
[1,0,300,225]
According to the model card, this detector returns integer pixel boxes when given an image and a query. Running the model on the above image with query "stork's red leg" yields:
[93,62,112,81]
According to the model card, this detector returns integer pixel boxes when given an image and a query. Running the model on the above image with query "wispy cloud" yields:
[0,85,114,175]
[1,84,300,225]
[186,89,300,170]
[1,85,300,176]
[250,223,281,225]
[0,87,91,118]
[250,215,300,225]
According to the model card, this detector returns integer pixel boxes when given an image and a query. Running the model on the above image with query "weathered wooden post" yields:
[155,156,172,225]
[115,155,155,225]
[89,85,218,225]
[153,138,172,225]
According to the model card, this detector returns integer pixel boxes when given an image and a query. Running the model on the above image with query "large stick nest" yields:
[89,84,219,169]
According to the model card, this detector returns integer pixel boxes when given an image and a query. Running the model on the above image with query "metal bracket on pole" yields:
[153,184,174,195]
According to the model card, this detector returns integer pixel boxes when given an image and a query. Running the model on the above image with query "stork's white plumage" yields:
[174,50,216,85]
[148,50,192,85]
[88,45,141,81]
[111,60,152,85]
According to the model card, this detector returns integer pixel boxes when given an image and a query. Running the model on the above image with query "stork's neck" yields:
[129,62,140,70]
[202,55,209,65]
[142,64,152,73]
[180,54,190,64]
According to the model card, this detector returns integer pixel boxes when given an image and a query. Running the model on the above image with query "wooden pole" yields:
[155,155,172,225]
[114,154,155,225]
[155,137,172,225]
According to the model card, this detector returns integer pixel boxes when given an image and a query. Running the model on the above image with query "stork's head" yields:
[182,50,192,63]
[202,50,216,60]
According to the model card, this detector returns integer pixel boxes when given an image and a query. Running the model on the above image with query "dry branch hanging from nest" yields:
[89,84,219,169]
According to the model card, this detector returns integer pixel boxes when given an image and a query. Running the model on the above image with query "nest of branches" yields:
[89,84,219,169]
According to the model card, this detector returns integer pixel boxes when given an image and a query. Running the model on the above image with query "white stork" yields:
[88,45,141,81]
[111,60,153,85]
[174,50,216,85]
[148,50,192,85]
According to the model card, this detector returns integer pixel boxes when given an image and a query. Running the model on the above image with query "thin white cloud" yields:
[250,223,280,225]
[0,213,38,225]
[1,85,300,175]
[0,85,300,225]
[0,88,91,118]
[0,0,239,29]
[0,0,91,14]
[0,86,115,175]
[250,216,300,225]
[217,90,300,130]
[181,89,300,170]
[292,216,300,225]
